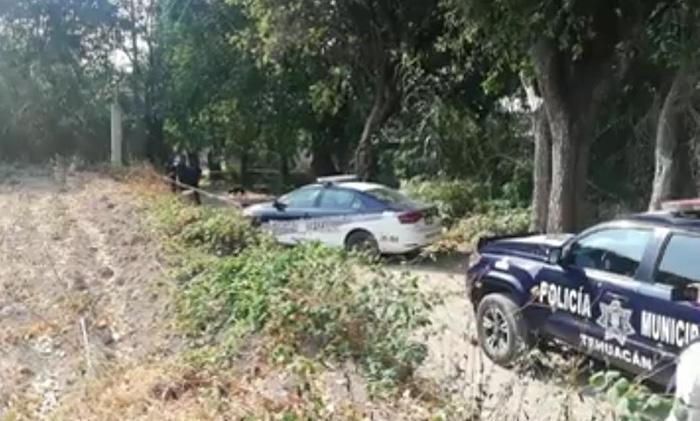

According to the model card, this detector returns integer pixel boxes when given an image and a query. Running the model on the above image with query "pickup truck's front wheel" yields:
[476,293,529,366]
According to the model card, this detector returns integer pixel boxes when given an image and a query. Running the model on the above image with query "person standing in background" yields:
[165,153,181,193]
[175,152,202,205]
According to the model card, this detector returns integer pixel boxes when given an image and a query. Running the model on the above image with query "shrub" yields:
[402,178,491,224]
[178,242,434,390]
[402,178,527,224]
[433,207,530,252]
[150,197,262,255]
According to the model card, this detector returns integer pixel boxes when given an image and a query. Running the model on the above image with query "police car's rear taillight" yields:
[662,198,700,213]
[398,210,423,224]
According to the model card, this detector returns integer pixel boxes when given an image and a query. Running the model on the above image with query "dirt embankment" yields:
[0,167,178,418]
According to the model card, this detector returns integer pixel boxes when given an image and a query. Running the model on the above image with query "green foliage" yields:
[179,242,433,389]
[590,371,674,421]
[435,207,530,252]
[149,195,435,391]
[150,196,262,255]
[0,0,118,162]
[402,178,527,224]
[383,85,531,191]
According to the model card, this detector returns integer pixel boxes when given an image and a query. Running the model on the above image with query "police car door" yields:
[268,187,322,244]
[308,188,365,247]
[634,231,700,383]
[567,227,657,375]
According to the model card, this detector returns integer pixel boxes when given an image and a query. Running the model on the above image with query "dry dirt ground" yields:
[0,167,612,420]
[0,166,178,419]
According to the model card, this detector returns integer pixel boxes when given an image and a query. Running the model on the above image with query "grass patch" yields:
[179,242,433,391]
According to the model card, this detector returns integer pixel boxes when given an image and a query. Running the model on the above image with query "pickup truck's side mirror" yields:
[548,247,562,265]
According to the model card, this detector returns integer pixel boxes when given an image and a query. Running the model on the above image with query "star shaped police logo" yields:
[597,299,635,346]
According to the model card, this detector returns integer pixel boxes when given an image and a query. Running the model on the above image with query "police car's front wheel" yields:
[476,293,529,366]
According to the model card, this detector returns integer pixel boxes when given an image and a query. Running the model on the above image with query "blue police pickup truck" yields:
[467,199,700,385]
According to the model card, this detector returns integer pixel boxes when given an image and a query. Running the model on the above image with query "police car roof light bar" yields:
[661,198,700,214]
[316,174,358,184]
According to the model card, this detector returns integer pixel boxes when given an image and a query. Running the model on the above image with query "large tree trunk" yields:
[532,41,585,233]
[522,75,551,232]
[355,99,382,180]
[649,68,694,210]
[531,38,620,233]
[354,65,400,180]
[530,105,552,232]
[311,137,339,177]
[145,116,166,164]
[546,116,581,232]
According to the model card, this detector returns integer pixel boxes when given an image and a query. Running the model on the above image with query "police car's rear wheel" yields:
[476,294,528,366]
[345,230,379,257]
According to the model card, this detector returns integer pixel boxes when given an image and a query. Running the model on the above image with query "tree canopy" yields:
[0,0,699,231]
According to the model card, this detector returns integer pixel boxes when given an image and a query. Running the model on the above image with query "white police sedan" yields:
[242,176,441,255]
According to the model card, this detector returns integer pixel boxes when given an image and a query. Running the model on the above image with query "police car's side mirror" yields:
[273,200,287,211]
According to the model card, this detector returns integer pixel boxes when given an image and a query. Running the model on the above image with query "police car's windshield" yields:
[366,188,419,209]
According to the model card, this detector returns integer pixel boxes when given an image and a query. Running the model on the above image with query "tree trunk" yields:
[546,116,578,232]
[145,116,166,164]
[649,68,692,210]
[355,99,382,180]
[522,74,551,232]
[531,39,611,233]
[532,42,580,233]
[530,105,552,232]
[311,137,339,177]
[240,148,249,189]
[354,66,400,180]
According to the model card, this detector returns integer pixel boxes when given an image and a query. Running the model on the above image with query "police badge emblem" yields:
[597,299,636,346]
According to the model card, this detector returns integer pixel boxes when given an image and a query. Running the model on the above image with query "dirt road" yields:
[0,167,177,418]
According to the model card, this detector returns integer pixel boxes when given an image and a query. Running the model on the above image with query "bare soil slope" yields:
[0,167,178,418]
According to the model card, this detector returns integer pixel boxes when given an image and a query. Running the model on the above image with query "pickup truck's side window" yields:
[656,234,700,288]
[570,228,652,277]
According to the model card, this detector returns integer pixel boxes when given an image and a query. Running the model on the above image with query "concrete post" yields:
[111,101,123,166]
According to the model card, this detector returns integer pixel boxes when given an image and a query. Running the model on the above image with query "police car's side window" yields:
[318,189,362,210]
[656,234,700,288]
[280,188,321,208]
[570,228,652,277]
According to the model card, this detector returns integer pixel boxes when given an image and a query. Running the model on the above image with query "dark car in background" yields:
[467,199,700,386]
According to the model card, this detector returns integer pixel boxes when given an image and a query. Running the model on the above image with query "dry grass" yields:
[50,359,237,421]
[48,354,452,421]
